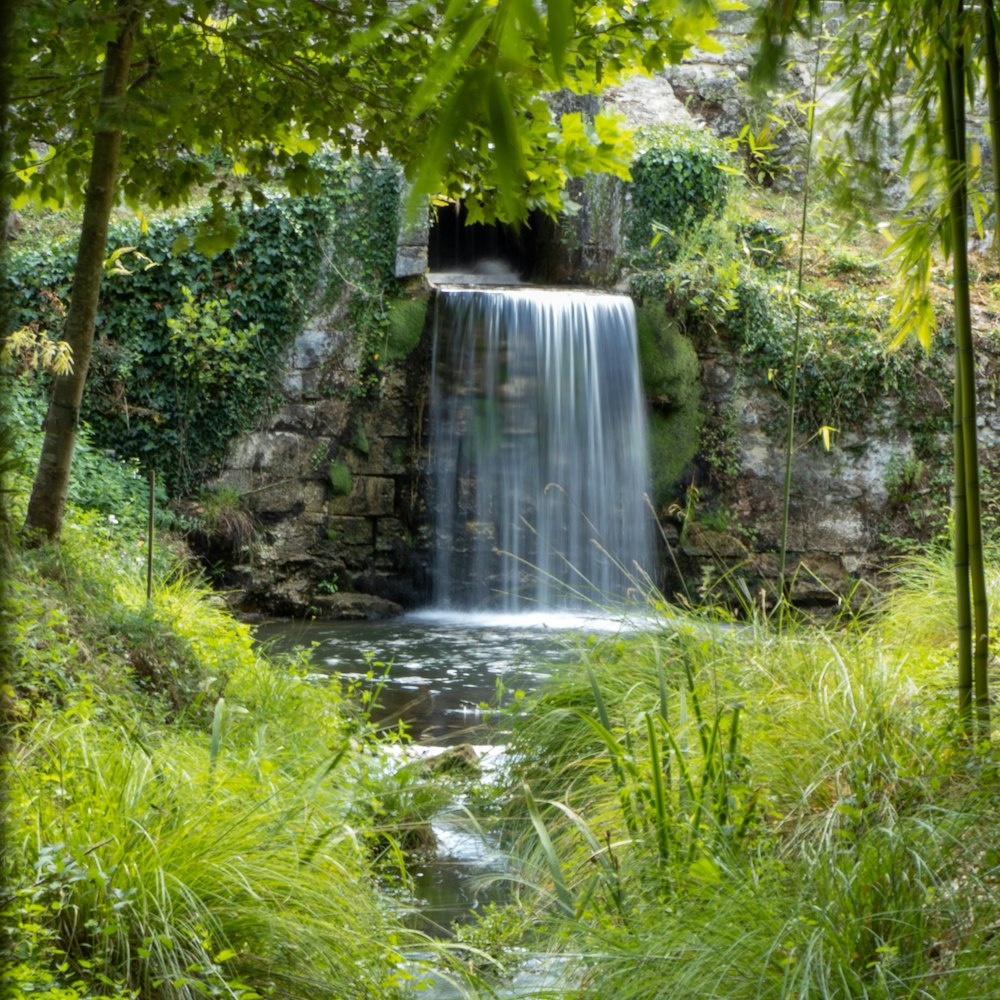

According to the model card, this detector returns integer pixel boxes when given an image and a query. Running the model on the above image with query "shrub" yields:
[189,485,256,565]
[736,219,786,269]
[627,124,731,254]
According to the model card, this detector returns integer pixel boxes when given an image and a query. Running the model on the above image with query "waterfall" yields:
[430,286,655,610]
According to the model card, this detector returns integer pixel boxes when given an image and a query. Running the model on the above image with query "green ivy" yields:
[321,159,403,400]
[6,156,404,494]
[730,277,951,434]
[627,124,731,256]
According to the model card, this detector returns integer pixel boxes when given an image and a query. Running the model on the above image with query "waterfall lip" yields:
[429,278,630,298]
[427,270,523,287]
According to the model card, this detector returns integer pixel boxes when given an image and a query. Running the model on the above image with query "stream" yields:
[253,608,633,997]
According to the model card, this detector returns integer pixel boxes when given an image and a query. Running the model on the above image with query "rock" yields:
[681,523,750,560]
[309,593,404,620]
[603,74,693,128]
[425,743,480,777]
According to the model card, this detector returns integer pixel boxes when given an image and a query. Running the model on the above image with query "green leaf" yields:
[547,0,573,82]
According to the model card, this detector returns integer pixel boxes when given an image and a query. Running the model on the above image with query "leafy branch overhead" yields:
[10,0,728,235]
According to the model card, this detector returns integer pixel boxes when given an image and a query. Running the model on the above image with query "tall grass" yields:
[499,557,1000,997]
[8,712,410,999]
[2,503,471,1000]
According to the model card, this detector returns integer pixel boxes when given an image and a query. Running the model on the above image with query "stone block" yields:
[681,524,748,559]
[329,475,396,517]
[266,404,317,434]
[266,520,324,558]
[328,516,374,548]
[313,398,352,437]
[310,592,404,620]
[226,431,302,473]
[362,476,397,516]
[375,518,409,554]
[298,482,328,520]
[291,324,334,369]
[395,244,427,278]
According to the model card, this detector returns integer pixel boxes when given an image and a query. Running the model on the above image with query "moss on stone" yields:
[636,301,705,505]
[385,298,428,360]
[351,422,370,456]
[328,460,353,496]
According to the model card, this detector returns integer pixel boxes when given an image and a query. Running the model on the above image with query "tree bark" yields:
[23,6,137,540]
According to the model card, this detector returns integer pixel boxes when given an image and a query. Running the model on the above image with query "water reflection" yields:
[253,609,627,744]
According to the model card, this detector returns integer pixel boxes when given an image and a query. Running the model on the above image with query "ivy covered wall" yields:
[6,122,977,615]
[5,157,405,496]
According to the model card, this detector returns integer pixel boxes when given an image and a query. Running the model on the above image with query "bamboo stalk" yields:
[146,468,155,604]
[940,32,989,734]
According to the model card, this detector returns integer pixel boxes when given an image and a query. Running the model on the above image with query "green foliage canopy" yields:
[9,0,728,233]
[8,0,731,540]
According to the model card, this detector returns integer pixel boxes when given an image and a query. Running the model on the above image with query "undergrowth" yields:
[0,463,475,999]
[486,561,1000,998]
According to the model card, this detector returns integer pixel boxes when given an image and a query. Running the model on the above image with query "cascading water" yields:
[430,286,656,610]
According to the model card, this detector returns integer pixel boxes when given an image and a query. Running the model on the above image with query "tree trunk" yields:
[23,7,137,540]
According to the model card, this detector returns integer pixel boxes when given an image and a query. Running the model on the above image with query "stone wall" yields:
[671,346,949,608]
[209,278,435,618]
[206,17,1000,617]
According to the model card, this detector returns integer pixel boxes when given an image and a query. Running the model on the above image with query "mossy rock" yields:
[636,301,705,505]
[649,407,705,507]
[385,298,428,360]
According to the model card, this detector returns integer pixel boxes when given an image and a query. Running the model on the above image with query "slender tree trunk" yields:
[952,328,973,726]
[23,7,137,540]
[941,55,973,730]
[984,0,1000,257]
[778,30,821,604]
[940,36,990,735]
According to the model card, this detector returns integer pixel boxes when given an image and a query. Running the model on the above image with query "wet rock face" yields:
[210,289,435,617]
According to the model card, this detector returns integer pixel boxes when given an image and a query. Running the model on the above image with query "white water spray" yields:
[430,286,655,610]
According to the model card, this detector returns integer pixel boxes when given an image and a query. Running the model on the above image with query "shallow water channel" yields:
[253,609,629,997]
